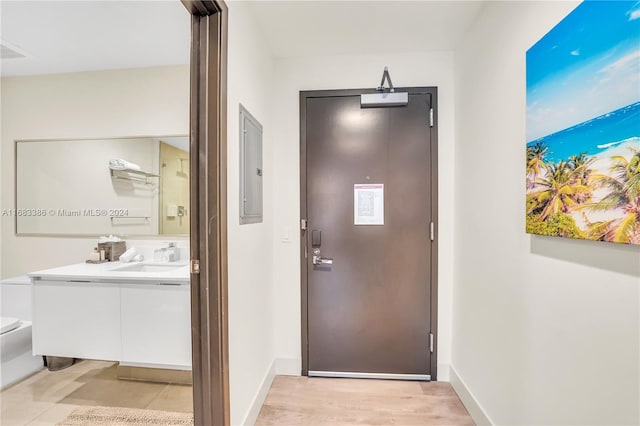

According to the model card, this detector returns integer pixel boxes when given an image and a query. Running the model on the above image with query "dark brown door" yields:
[302,89,437,380]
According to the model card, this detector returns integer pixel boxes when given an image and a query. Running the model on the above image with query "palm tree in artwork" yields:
[526,142,548,190]
[568,153,593,180]
[588,149,640,244]
[532,160,592,220]
[568,153,595,203]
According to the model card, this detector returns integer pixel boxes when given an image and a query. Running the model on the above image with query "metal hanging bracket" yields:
[377,66,395,93]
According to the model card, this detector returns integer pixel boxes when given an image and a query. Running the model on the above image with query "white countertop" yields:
[28,261,190,284]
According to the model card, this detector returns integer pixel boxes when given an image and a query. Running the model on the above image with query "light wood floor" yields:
[256,376,475,425]
[0,360,192,426]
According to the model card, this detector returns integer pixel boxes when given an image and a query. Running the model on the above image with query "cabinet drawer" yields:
[32,281,121,360]
[120,284,191,368]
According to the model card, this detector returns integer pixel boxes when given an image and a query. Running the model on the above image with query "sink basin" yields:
[112,263,184,273]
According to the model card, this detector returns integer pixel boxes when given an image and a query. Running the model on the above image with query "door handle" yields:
[312,248,333,265]
[313,256,333,265]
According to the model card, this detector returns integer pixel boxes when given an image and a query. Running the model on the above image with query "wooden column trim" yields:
[183,1,229,425]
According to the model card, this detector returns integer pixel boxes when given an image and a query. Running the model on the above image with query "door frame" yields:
[299,87,439,380]
[181,1,229,425]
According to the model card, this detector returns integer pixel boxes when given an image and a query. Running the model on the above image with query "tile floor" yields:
[0,360,192,426]
[256,376,475,425]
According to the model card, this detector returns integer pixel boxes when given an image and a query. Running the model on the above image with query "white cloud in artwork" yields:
[528,43,640,141]
[527,1,640,142]
[593,49,640,101]
[599,49,640,77]
[527,98,585,141]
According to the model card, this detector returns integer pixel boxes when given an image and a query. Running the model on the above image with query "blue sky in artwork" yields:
[526,1,640,141]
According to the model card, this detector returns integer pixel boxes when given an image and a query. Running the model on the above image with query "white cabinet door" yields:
[120,283,191,368]
[32,280,121,360]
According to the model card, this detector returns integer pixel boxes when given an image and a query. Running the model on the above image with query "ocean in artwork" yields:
[527,102,640,164]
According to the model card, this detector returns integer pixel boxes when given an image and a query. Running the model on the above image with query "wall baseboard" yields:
[274,357,301,376]
[436,362,450,381]
[241,360,276,426]
[449,365,493,426]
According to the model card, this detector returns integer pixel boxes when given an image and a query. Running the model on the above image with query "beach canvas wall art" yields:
[526,1,640,245]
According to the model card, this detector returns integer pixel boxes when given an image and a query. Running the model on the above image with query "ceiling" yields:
[0,1,485,77]
[0,1,191,76]
[246,1,485,58]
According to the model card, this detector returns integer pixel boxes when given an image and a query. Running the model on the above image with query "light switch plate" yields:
[281,226,292,243]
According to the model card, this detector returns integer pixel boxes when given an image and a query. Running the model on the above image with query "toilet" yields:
[0,276,44,389]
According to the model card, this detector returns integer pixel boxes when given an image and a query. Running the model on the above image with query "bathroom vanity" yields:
[28,261,191,370]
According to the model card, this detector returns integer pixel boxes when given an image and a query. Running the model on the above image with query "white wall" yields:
[453,2,640,425]
[1,65,190,278]
[271,52,456,380]
[226,3,276,425]
[0,79,3,280]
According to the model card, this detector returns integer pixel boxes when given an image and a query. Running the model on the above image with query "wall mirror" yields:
[15,135,189,236]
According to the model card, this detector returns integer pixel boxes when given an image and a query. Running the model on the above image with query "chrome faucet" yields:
[154,242,180,262]
[166,242,179,262]
[153,247,168,262]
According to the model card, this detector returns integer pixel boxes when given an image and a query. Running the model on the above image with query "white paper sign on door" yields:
[354,184,384,225]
